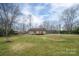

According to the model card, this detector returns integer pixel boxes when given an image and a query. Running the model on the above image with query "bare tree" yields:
[60,4,79,33]
[21,16,27,33]
[0,3,21,42]
[43,20,50,30]
[27,14,32,29]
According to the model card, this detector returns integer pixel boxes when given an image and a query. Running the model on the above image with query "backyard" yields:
[0,34,79,56]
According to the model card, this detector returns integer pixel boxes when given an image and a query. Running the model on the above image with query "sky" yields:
[17,3,75,27]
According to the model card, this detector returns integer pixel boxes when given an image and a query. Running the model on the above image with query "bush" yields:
[0,29,5,36]
[0,29,18,36]
[72,27,79,34]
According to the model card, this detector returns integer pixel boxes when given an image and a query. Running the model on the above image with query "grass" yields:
[0,34,79,56]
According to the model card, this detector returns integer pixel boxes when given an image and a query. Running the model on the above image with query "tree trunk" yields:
[5,25,11,42]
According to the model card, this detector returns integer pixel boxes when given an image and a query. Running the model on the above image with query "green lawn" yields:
[0,34,79,56]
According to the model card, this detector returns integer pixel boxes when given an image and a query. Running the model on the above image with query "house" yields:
[27,28,46,35]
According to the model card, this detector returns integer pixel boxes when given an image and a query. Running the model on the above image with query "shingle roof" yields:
[28,28,46,31]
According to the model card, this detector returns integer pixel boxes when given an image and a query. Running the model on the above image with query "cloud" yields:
[18,6,43,27]
[48,3,74,21]
[18,3,75,26]
[32,15,43,26]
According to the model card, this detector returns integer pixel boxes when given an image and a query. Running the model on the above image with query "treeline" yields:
[46,28,79,34]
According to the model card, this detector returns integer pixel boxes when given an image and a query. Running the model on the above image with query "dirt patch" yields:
[40,36,66,41]
[47,35,66,41]
[49,38,66,41]
[10,43,35,52]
